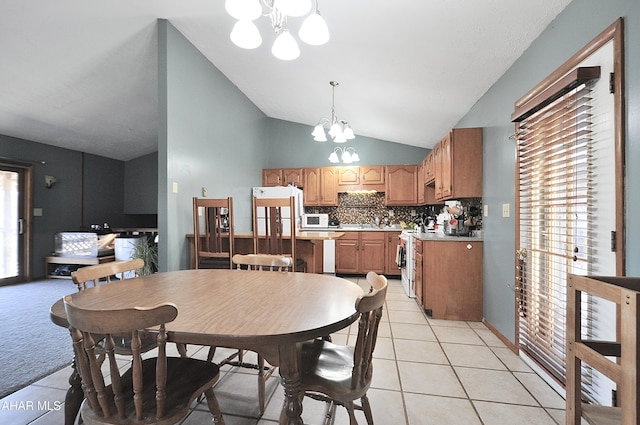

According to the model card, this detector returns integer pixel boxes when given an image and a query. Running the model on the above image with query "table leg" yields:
[64,356,83,425]
[278,344,303,425]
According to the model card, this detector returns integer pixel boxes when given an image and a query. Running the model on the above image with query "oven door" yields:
[399,234,415,298]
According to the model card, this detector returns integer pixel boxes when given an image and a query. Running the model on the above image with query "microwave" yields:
[302,213,329,228]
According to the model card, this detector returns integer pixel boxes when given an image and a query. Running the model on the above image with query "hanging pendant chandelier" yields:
[312,81,355,143]
[225,0,330,61]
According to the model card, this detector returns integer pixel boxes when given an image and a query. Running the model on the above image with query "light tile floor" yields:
[0,277,571,425]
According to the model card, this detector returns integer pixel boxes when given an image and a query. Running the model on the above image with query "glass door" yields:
[0,164,29,285]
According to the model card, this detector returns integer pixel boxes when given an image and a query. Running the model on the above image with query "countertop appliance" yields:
[399,230,416,298]
[302,213,329,228]
[252,186,304,235]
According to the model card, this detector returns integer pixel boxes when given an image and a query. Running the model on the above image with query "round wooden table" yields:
[51,269,363,425]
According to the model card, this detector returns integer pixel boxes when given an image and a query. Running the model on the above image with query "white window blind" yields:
[515,71,600,402]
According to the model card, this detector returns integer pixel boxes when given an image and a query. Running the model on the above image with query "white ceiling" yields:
[0,0,572,161]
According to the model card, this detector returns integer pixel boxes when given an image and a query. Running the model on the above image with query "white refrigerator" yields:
[252,186,304,236]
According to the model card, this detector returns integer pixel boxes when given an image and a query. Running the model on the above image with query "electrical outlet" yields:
[410,209,416,216]
[172,182,178,193]
[502,203,510,218]
[388,210,394,217]
[483,205,489,217]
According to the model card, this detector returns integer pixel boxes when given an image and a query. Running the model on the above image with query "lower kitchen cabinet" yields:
[384,231,402,276]
[420,240,483,321]
[335,232,385,275]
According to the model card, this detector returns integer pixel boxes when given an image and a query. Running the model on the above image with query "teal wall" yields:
[266,119,429,168]
[456,0,639,342]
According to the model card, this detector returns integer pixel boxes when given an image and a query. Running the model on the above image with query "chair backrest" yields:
[193,197,234,269]
[232,253,292,271]
[63,295,178,422]
[352,271,388,389]
[251,196,298,271]
[71,258,145,291]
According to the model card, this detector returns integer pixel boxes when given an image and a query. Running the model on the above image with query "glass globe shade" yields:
[312,125,327,141]
[272,30,300,60]
[299,12,330,46]
[341,150,352,163]
[328,151,339,163]
[273,0,312,17]
[350,152,360,162]
[225,0,262,21]
[343,126,355,140]
[230,20,262,49]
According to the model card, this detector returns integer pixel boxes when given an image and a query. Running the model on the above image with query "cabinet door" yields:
[385,165,417,205]
[433,143,444,199]
[282,168,303,187]
[440,134,453,199]
[424,241,483,321]
[360,232,385,274]
[417,160,426,205]
[263,169,282,186]
[425,151,435,184]
[360,166,385,185]
[385,231,401,276]
[320,167,338,206]
[304,168,321,205]
[338,167,360,185]
[335,232,359,273]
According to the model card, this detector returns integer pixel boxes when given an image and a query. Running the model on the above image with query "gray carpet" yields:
[0,279,76,398]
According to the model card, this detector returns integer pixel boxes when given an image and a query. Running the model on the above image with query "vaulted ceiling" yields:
[0,0,572,161]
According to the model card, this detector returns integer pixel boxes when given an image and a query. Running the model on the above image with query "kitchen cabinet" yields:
[335,231,385,275]
[262,168,303,187]
[417,159,426,205]
[384,231,402,276]
[424,150,435,184]
[385,165,417,205]
[431,127,482,201]
[421,240,483,321]
[304,167,338,206]
[337,165,385,192]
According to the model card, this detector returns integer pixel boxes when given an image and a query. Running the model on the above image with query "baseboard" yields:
[482,319,517,354]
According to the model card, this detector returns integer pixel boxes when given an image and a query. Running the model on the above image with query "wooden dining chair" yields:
[71,258,144,291]
[63,296,225,425]
[193,197,234,269]
[299,271,388,425]
[251,196,306,272]
[204,253,292,416]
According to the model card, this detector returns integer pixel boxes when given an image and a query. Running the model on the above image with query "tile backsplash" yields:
[305,192,482,228]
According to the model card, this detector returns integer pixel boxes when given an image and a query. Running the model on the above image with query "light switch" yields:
[202,187,208,197]
[172,182,178,193]
[483,205,489,217]
[502,203,510,218]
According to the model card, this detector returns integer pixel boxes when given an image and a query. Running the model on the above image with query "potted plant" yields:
[129,237,158,276]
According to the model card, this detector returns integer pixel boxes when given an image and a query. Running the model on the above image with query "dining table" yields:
[50,268,363,425]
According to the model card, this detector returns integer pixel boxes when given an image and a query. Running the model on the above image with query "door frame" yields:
[0,160,33,285]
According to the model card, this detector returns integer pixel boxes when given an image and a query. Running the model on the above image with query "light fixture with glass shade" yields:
[225,0,329,61]
[312,81,355,143]
[328,147,360,164]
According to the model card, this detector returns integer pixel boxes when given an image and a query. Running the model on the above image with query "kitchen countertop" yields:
[301,225,403,232]
[411,231,483,242]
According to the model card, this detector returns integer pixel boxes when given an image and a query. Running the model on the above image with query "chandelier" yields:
[312,81,355,143]
[225,0,330,61]
[329,147,359,164]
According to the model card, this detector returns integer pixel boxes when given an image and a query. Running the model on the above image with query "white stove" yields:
[398,230,416,298]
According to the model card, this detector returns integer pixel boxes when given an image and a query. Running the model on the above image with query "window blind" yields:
[516,78,598,402]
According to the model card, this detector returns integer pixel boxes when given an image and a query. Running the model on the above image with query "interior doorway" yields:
[0,162,32,285]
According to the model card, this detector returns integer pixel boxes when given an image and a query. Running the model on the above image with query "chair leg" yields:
[361,394,374,425]
[177,343,188,358]
[344,401,359,425]
[203,387,225,425]
[207,346,216,362]
[258,354,266,415]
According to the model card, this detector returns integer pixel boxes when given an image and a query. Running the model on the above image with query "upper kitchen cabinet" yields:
[385,165,417,205]
[337,165,385,192]
[262,168,304,187]
[417,159,426,205]
[304,167,338,206]
[432,127,482,201]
